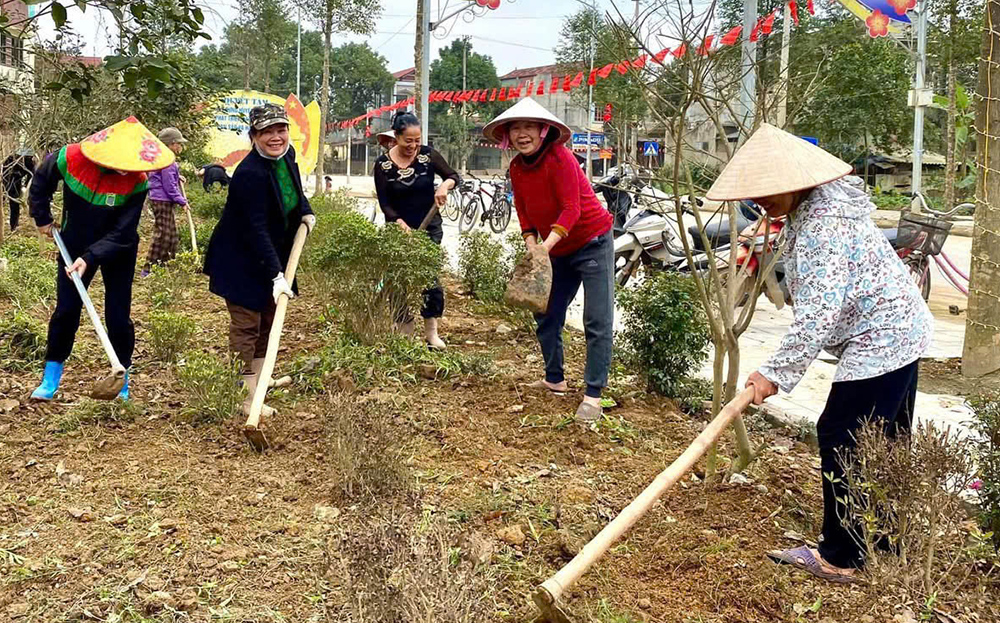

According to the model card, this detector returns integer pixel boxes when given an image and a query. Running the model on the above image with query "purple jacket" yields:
[148,162,187,205]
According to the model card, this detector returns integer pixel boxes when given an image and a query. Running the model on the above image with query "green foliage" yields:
[308,188,356,216]
[145,251,199,309]
[617,272,710,396]
[970,391,1000,547]
[291,333,478,393]
[429,38,502,122]
[458,231,507,303]
[183,184,227,220]
[306,210,444,344]
[147,310,196,363]
[59,398,139,433]
[176,351,243,425]
[0,311,47,371]
[178,218,217,256]
[674,376,715,418]
[0,247,56,311]
[327,42,395,119]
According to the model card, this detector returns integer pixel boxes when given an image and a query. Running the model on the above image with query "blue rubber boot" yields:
[117,370,130,402]
[31,361,64,401]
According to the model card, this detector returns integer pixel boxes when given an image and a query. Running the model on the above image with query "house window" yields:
[0,32,25,68]
[593,107,604,123]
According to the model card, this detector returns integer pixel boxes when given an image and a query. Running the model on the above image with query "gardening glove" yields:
[272,272,294,304]
[301,214,316,234]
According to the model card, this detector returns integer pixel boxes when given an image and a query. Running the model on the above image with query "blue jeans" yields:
[535,231,614,398]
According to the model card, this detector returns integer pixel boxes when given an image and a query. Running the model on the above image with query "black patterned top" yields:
[372,146,460,230]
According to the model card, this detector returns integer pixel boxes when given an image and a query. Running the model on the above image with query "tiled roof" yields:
[391,67,416,81]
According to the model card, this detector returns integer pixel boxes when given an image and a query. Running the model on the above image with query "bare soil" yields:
[1,226,997,623]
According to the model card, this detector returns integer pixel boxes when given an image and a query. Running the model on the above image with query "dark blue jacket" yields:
[204,146,313,312]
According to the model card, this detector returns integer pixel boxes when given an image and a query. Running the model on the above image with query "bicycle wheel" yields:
[443,188,461,221]
[490,197,512,233]
[459,197,481,233]
[905,256,931,301]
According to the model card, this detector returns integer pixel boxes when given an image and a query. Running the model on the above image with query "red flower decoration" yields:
[887,0,916,15]
[87,129,111,144]
[139,139,162,163]
[475,0,501,9]
[866,9,890,38]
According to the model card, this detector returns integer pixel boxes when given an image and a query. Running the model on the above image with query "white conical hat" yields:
[706,124,853,200]
[483,97,572,145]
[376,131,395,148]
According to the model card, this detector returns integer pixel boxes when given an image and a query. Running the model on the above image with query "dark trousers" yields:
[397,222,444,321]
[226,299,276,372]
[4,182,21,229]
[535,231,614,398]
[145,200,180,269]
[46,251,137,367]
[817,360,919,569]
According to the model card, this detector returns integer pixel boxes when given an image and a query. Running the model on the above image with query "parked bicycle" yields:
[887,192,972,301]
[458,173,513,234]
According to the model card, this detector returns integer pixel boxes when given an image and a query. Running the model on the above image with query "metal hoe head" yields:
[243,425,270,452]
[532,587,575,623]
[90,369,126,400]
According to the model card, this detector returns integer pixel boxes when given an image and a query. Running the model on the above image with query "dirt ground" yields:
[1,223,997,623]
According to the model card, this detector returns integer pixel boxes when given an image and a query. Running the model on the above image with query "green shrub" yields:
[617,271,710,396]
[146,252,199,309]
[458,231,507,303]
[0,251,56,311]
[970,391,1000,547]
[147,310,196,363]
[673,376,714,417]
[0,311,47,370]
[0,235,44,259]
[177,351,243,424]
[178,218,217,256]
[59,398,139,432]
[306,210,444,344]
[308,189,355,217]
[183,184,228,220]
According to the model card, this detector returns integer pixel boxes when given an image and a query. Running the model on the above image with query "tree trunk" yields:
[962,0,1000,378]
[414,0,425,123]
[316,4,333,196]
[945,2,958,212]
[264,57,271,94]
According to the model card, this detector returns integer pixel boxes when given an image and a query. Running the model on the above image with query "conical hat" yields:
[377,131,395,148]
[483,97,572,145]
[706,124,853,201]
[79,117,176,172]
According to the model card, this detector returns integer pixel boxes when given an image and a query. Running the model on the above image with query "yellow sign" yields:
[206,89,321,178]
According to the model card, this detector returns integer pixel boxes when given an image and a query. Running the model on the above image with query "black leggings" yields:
[816,360,918,569]
[46,250,137,368]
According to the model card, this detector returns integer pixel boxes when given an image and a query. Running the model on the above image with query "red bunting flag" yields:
[616,61,629,74]
[537,80,545,96]
[697,35,715,56]
[631,54,647,68]
[562,75,573,92]
[498,87,508,101]
[365,124,371,137]
[597,63,615,78]
[550,75,560,91]
[762,10,776,35]
[807,0,815,15]
[790,0,800,25]
[444,91,454,102]
[673,43,687,58]
[490,88,497,101]
[511,84,522,98]
[588,68,598,85]
[652,48,670,64]
[750,18,761,42]
[720,25,742,46]
[524,81,534,97]
[480,90,488,102]
[570,71,584,88]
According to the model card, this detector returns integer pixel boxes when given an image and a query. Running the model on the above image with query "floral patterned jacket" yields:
[758,177,934,393]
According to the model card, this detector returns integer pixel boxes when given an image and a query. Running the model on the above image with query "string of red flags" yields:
[338,1,826,131]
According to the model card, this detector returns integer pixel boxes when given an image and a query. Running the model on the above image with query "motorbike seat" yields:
[688,214,754,251]
[881,227,899,245]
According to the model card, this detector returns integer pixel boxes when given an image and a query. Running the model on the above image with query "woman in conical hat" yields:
[483,98,614,425]
[28,116,175,402]
[376,130,396,151]
[711,124,933,581]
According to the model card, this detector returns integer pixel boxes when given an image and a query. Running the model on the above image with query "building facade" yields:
[0,0,35,95]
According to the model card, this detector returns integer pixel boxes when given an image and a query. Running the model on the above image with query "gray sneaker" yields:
[575,401,602,425]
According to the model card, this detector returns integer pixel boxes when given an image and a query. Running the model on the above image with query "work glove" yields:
[301,214,316,234]
[272,272,295,304]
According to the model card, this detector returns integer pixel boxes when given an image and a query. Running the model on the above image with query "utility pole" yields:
[461,38,468,174]
[347,128,352,184]
[739,0,758,137]
[586,1,596,181]
[911,1,929,198]
[414,0,431,144]
[776,2,791,127]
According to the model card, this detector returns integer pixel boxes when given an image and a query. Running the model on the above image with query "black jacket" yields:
[29,148,146,266]
[201,164,230,191]
[204,146,313,312]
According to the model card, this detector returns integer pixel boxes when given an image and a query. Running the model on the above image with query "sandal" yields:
[575,401,603,425]
[767,546,856,584]
[525,379,567,396]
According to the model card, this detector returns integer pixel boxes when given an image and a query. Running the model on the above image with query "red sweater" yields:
[509,142,613,257]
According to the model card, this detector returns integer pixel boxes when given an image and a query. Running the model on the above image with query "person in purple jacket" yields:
[142,127,188,276]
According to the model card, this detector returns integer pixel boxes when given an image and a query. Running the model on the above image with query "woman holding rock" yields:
[483,98,614,424]
[204,104,315,418]
[372,111,459,349]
